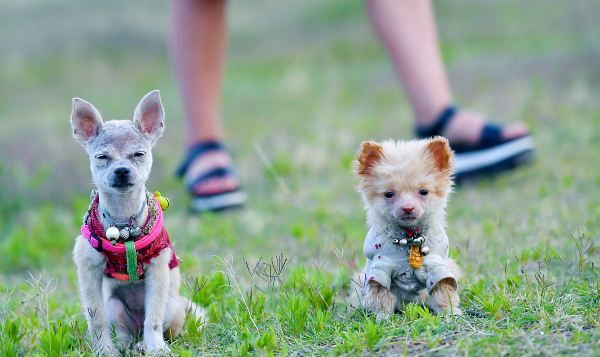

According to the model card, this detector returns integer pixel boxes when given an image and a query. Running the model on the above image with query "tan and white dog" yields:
[353,137,461,320]
[71,91,203,355]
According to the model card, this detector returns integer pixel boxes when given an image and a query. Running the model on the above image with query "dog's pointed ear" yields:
[355,141,383,176]
[426,136,453,172]
[71,98,104,146]
[133,90,165,145]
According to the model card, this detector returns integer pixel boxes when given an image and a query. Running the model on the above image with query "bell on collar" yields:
[106,226,120,239]
[393,238,408,246]
[129,227,142,239]
[413,237,425,246]
[106,226,120,245]
[119,227,130,240]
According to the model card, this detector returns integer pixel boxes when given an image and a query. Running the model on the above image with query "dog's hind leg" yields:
[162,268,206,340]
[163,298,185,340]
[162,268,184,340]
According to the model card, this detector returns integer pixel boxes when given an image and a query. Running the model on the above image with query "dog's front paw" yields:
[375,310,393,322]
[452,308,463,316]
[446,305,462,316]
[434,305,462,317]
[134,340,170,356]
[147,344,171,356]
[93,338,118,357]
[364,281,397,318]
[428,278,461,316]
[145,334,170,355]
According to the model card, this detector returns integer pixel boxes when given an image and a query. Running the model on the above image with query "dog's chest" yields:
[364,226,418,261]
[113,281,146,312]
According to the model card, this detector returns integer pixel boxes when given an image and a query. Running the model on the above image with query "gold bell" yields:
[408,245,423,269]
[154,191,170,211]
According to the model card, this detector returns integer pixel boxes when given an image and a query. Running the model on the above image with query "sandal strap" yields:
[188,167,241,198]
[481,124,503,146]
[188,167,234,187]
[415,106,458,138]
[175,141,227,178]
[416,106,530,154]
[452,123,506,153]
[454,122,531,153]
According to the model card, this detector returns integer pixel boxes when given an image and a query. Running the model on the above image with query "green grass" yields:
[0,0,599,355]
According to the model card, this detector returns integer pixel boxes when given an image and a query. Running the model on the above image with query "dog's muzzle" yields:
[111,167,134,188]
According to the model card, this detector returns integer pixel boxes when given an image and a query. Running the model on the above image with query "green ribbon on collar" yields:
[125,240,139,281]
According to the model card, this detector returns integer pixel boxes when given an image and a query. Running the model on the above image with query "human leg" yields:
[170,0,245,210]
[365,0,532,179]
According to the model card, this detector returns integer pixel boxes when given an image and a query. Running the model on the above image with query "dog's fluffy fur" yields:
[352,137,461,319]
[71,91,204,355]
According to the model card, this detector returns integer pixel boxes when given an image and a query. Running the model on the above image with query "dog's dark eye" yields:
[419,189,429,196]
[95,154,108,160]
[134,151,146,158]
[384,191,395,199]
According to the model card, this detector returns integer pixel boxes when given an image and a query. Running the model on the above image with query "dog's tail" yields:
[447,258,463,281]
[183,297,207,325]
[165,297,207,339]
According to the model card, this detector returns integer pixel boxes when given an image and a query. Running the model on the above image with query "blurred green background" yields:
[0,0,598,355]
[2,0,599,207]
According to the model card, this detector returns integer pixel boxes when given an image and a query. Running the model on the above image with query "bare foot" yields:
[439,109,529,146]
[184,151,239,195]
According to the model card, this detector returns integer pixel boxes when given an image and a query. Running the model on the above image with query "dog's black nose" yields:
[114,167,130,177]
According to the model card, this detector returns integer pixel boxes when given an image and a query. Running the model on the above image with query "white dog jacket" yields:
[363,226,456,298]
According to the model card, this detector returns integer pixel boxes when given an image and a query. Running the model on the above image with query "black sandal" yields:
[176,141,246,212]
[416,106,534,182]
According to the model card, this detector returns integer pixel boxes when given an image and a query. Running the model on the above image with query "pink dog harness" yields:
[81,192,179,281]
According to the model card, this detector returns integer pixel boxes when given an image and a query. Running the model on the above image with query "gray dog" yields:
[71,90,204,355]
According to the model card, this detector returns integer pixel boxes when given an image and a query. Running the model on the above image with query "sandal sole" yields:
[454,139,534,184]
[454,136,534,175]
